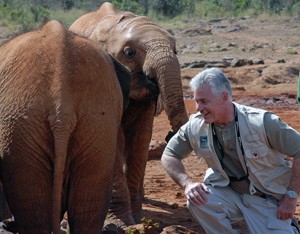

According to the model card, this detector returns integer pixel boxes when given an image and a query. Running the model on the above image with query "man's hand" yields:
[277,195,298,220]
[184,182,210,206]
[161,154,210,206]
[277,157,300,220]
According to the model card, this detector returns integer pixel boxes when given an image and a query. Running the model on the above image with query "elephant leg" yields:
[67,146,114,233]
[0,151,53,234]
[106,129,135,229]
[0,181,12,221]
[125,103,156,223]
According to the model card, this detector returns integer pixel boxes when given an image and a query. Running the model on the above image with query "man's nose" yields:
[196,103,203,112]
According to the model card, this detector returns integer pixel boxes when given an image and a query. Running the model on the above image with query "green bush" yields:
[1,0,300,34]
[0,2,49,32]
[111,0,145,15]
[148,0,195,18]
[30,5,50,22]
[292,2,300,16]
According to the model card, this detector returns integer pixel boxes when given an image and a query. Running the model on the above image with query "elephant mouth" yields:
[129,72,159,101]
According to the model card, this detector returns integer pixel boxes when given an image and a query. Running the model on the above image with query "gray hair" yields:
[189,67,232,100]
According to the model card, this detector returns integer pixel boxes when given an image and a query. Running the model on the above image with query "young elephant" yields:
[0,20,131,233]
[70,2,189,228]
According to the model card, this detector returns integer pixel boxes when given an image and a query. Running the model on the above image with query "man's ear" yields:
[221,91,229,101]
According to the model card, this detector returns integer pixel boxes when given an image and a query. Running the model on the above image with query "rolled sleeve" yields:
[264,112,300,158]
[163,123,193,160]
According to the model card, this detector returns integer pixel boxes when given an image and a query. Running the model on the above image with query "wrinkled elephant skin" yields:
[0,20,131,234]
[70,2,189,228]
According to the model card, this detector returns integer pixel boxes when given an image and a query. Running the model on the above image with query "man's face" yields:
[194,84,226,124]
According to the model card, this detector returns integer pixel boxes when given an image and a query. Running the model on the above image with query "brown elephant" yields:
[70,2,189,228]
[0,20,131,233]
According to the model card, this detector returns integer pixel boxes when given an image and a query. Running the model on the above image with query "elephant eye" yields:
[123,46,136,59]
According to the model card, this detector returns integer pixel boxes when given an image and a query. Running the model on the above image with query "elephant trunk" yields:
[145,41,188,133]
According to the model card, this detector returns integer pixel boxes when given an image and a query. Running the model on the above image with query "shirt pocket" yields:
[243,134,269,159]
[245,145,272,174]
[244,145,268,159]
[243,134,270,172]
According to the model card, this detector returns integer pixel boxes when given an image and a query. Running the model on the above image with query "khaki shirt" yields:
[164,102,300,199]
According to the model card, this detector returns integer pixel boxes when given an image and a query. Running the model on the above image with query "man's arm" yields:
[264,113,300,219]
[161,154,192,188]
[277,156,300,220]
[161,154,209,205]
[288,156,300,195]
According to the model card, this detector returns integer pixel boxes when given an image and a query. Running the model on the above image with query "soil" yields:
[1,16,300,234]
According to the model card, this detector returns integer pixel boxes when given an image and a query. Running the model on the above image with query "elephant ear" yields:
[89,15,124,48]
[97,2,134,17]
[89,12,135,53]
[154,94,164,116]
[69,2,135,43]
[97,2,136,19]
[97,2,119,15]
[110,55,132,112]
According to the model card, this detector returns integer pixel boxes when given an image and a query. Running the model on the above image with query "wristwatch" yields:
[286,190,298,199]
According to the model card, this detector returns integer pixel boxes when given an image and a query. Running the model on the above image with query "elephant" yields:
[0,20,131,233]
[69,2,189,228]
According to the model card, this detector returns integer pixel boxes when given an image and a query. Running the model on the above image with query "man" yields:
[161,67,300,233]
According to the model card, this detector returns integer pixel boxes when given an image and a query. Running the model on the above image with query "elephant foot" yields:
[103,223,125,234]
[104,212,135,233]
[131,200,144,224]
[132,209,143,224]
[60,219,69,234]
[107,206,135,225]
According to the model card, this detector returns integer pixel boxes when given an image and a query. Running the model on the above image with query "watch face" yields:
[287,190,298,199]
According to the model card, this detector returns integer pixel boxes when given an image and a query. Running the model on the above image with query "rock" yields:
[171,203,179,209]
[252,58,264,65]
[161,225,197,234]
[277,59,286,63]
[230,59,247,67]
[182,28,212,37]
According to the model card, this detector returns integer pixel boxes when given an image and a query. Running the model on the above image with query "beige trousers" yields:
[187,185,297,234]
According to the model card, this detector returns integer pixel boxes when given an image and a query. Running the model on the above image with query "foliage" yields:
[149,0,194,18]
[193,0,300,18]
[0,1,50,32]
[111,0,145,15]
[292,2,300,15]
[1,0,300,34]
[125,217,160,234]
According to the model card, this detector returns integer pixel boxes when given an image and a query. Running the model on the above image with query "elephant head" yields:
[70,2,188,133]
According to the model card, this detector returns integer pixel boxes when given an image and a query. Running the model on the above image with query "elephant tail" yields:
[51,114,76,234]
[52,131,70,234]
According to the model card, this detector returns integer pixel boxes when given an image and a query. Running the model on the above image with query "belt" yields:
[254,190,267,198]
[229,175,248,182]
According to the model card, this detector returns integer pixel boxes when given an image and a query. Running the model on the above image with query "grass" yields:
[0,1,299,37]
[49,8,88,28]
